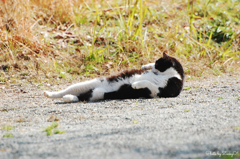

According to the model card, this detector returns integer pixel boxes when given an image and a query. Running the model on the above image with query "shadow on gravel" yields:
[55,102,77,105]
[54,98,150,105]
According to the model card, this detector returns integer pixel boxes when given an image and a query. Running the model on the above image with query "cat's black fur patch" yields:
[77,89,93,101]
[156,53,184,80]
[107,69,144,83]
[157,77,183,98]
[154,53,184,97]
[104,84,152,100]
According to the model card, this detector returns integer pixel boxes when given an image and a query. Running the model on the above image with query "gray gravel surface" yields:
[0,74,240,159]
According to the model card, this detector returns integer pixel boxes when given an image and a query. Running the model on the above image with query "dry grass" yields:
[0,0,240,86]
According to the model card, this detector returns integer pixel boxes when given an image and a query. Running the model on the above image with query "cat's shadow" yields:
[54,98,149,105]
[54,101,89,105]
[54,100,107,105]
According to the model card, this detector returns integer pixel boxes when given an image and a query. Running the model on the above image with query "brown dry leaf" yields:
[47,115,60,122]
[54,34,65,39]
[75,48,81,53]
[65,31,73,35]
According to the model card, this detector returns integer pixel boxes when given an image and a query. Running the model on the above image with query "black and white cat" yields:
[44,53,184,102]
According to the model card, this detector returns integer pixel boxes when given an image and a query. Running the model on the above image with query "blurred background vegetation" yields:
[0,0,240,86]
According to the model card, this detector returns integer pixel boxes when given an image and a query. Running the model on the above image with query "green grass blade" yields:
[207,31,213,47]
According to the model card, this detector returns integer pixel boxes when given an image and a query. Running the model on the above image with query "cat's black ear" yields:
[163,52,169,58]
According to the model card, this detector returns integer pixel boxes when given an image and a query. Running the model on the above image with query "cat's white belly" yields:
[133,73,168,88]
[101,72,168,92]
[101,78,133,92]
[136,68,181,88]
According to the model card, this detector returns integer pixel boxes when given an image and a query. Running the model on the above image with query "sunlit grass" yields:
[0,0,240,85]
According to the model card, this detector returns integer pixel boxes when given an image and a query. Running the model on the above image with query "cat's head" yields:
[154,52,184,80]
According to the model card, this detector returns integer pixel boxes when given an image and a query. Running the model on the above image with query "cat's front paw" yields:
[63,95,79,103]
[141,65,149,70]
[141,63,154,70]
[132,82,144,89]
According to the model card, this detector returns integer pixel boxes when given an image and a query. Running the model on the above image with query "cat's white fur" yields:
[44,63,181,102]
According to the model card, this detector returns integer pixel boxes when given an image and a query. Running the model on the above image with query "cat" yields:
[44,53,184,102]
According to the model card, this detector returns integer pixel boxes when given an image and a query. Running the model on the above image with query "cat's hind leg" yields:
[44,79,101,99]
[63,95,79,103]
[62,89,93,103]
[61,88,106,103]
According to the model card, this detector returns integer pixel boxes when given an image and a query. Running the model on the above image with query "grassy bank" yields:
[0,0,240,86]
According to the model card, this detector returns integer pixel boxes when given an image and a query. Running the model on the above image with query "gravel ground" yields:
[0,74,240,159]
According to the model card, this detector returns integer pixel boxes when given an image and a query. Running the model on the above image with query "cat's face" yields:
[154,53,174,72]
[154,53,184,79]
[155,53,175,72]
